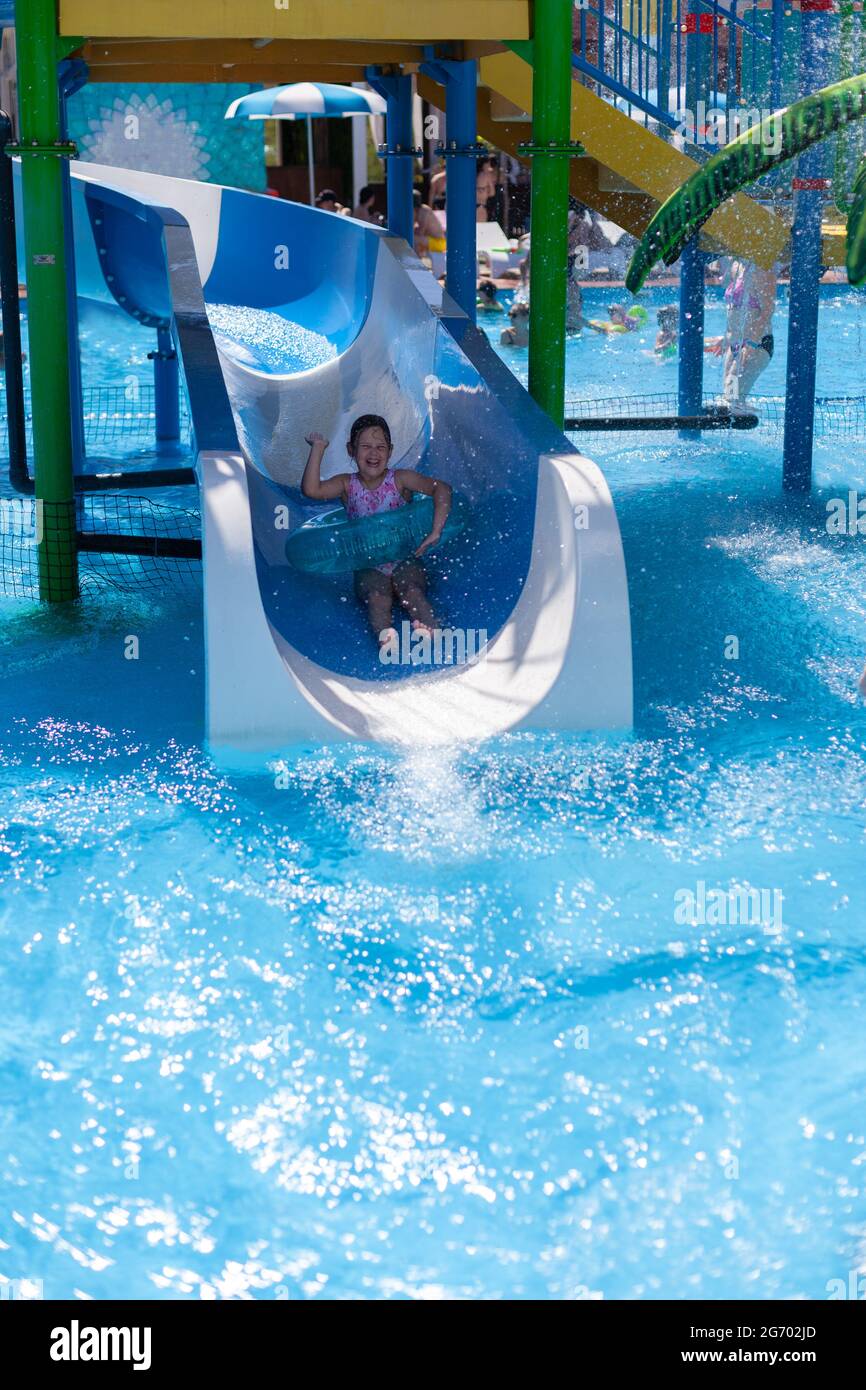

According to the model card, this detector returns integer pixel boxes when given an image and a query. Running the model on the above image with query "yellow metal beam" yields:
[60,0,530,41]
[480,50,790,269]
[80,38,425,67]
[85,64,371,85]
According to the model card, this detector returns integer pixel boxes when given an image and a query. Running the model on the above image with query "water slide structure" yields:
[38,161,632,748]
[7,2,851,746]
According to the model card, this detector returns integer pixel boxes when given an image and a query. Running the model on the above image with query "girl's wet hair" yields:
[348,414,392,453]
[657,304,678,327]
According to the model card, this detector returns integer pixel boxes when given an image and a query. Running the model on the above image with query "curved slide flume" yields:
[57,161,632,748]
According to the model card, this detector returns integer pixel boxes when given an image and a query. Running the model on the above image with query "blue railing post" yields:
[678,0,705,428]
[684,0,705,118]
[58,59,87,472]
[678,237,705,426]
[770,0,785,108]
[0,110,29,493]
[419,55,477,323]
[366,69,416,248]
[151,324,180,452]
[658,0,673,118]
[782,2,833,493]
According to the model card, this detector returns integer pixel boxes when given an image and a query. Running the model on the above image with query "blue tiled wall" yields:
[67,83,266,191]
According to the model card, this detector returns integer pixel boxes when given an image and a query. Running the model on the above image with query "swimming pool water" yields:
[2,287,866,1300]
[492,281,866,405]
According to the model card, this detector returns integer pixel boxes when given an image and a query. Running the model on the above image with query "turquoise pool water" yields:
[2,287,866,1300]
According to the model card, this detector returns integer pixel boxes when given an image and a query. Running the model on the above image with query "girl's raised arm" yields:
[301,432,348,501]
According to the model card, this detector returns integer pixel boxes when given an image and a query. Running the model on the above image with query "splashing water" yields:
[3,291,866,1300]
[207,303,337,374]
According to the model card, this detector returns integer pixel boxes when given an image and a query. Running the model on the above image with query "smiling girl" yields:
[301,414,452,649]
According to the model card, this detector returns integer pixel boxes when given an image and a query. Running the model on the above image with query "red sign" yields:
[792,177,831,190]
[682,13,719,31]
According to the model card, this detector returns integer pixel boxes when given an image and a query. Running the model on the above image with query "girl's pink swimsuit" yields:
[345,468,407,575]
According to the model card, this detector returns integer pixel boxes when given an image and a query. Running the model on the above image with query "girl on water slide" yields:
[301,416,452,650]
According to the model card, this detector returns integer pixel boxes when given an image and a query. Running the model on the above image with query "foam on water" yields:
[207,303,337,375]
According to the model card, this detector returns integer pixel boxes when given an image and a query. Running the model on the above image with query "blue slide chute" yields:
[46,160,632,747]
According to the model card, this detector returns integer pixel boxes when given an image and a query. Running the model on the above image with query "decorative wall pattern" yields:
[67,83,266,191]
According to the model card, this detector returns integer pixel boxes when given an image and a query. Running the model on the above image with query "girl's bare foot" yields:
[378,626,399,648]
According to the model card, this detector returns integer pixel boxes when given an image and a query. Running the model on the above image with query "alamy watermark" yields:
[826,492,866,535]
[378,620,487,667]
[50,1321,151,1371]
[826,1271,866,1300]
[675,103,782,157]
[674,880,784,933]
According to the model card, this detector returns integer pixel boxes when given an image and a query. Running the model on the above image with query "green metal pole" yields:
[527,0,573,429]
[16,0,78,600]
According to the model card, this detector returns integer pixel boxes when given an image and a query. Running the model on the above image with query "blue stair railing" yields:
[569,0,863,206]
[572,0,777,133]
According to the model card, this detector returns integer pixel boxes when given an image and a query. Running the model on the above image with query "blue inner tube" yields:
[285,492,471,576]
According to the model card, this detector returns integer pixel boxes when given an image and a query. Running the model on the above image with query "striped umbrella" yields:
[225,83,387,207]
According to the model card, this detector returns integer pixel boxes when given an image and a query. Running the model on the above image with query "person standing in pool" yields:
[301,415,452,650]
[704,259,778,412]
[500,301,530,346]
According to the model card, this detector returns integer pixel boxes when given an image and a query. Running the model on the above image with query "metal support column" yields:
[0,111,29,495]
[151,324,181,451]
[59,58,88,474]
[14,0,79,598]
[679,0,705,430]
[678,238,705,430]
[782,1,834,493]
[525,0,577,428]
[366,69,418,248]
[420,55,477,321]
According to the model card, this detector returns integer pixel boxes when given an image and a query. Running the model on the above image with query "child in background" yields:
[476,278,503,313]
[500,301,530,347]
[566,277,587,334]
[301,415,452,649]
[588,302,644,335]
[654,304,678,359]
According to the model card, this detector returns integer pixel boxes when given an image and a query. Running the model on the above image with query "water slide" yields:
[22,160,632,748]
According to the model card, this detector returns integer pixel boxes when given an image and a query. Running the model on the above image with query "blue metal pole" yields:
[0,110,29,493]
[366,69,415,247]
[678,237,705,424]
[770,0,785,108]
[782,4,833,493]
[152,324,180,451]
[419,56,477,322]
[58,60,87,472]
[658,0,673,119]
[678,0,705,428]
